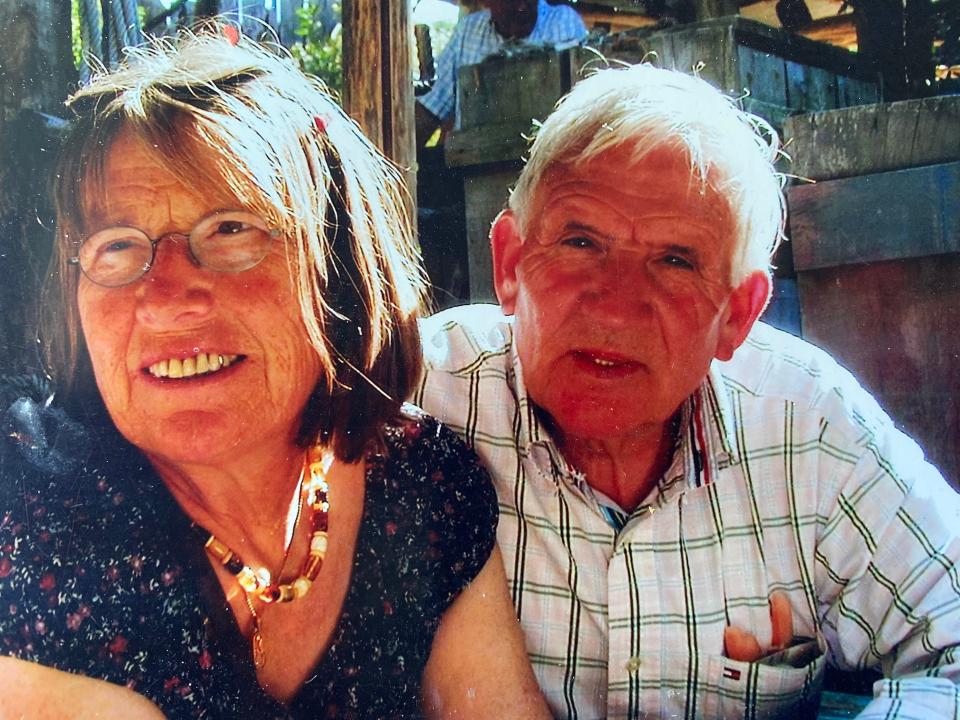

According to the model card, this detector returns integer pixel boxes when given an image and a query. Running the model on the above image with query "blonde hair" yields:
[44,27,427,460]
[509,63,786,284]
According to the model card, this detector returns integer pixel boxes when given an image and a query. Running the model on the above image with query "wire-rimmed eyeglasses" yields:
[68,210,279,288]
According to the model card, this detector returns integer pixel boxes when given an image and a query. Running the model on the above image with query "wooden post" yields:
[341,0,416,214]
[695,0,739,21]
[0,0,74,371]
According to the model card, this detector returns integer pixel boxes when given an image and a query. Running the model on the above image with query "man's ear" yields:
[490,210,524,315]
[716,271,771,361]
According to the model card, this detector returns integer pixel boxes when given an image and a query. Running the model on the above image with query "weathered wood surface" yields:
[798,255,960,489]
[0,1,73,372]
[567,17,877,132]
[783,96,960,181]
[457,49,569,130]
[445,123,531,168]
[341,0,415,174]
[462,167,521,303]
[788,162,960,271]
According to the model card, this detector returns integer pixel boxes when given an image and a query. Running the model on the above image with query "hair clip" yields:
[222,25,240,46]
[313,115,328,134]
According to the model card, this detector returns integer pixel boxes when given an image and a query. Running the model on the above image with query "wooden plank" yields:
[694,0,739,21]
[457,50,568,130]
[783,96,960,181]
[342,1,415,216]
[384,0,415,181]
[740,97,794,132]
[788,162,960,270]
[736,45,787,104]
[836,74,880,108]
[798,255,960,490]
[341,0,414,164]
[342,0,384,149]
[462,166,523,303]
[444,123,532,168]
[785,61,838,112]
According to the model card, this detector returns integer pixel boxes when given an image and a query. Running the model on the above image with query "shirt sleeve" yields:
[393,408,499,616]
[544,4,588,43]
[813,419,960,719]
[416,18,466,123]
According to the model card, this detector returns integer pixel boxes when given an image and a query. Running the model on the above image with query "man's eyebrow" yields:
[558,221,603,235]
[661,243,699,257]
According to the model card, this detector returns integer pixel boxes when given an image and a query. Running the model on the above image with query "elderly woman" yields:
[0,29,548,719]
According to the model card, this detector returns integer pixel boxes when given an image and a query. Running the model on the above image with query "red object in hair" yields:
[222,25,240,46]
[314,115,327,134]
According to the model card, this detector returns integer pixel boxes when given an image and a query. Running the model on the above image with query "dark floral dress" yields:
[0,376,497,719]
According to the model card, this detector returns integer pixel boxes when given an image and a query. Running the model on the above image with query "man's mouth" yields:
[571,350,641,376]
[146,353,241,379]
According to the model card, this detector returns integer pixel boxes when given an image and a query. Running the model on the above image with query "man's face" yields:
[494,145,766,445]
[487,0,539,39]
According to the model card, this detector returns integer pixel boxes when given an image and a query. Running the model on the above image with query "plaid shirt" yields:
[417,0,587,127]
[414,304,960,720]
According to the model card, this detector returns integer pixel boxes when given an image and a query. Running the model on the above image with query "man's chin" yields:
[539,397,660,445]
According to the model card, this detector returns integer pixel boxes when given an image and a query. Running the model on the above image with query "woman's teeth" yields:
[592,357,617,367]
[148,353,238,379]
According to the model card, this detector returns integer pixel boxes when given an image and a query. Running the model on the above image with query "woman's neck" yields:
[147,440,309,572]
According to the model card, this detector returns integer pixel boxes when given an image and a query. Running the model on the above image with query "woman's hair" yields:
[43,27,428,462]
[509,63,787,285]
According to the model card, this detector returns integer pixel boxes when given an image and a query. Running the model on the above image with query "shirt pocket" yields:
[701,637,826,719]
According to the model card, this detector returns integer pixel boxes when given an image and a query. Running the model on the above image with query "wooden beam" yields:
[341,0,415,187]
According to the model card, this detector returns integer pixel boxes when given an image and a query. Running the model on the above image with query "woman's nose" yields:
[134,237,214,328]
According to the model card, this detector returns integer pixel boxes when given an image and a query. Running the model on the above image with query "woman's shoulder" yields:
[368,403,498,599]
[378,403,497,498]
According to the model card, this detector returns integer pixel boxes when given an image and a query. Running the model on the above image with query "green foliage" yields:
[290,1,343,101]
[71,0,83,69]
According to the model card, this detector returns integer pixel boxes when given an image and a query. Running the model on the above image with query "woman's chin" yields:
[115,410,270,467]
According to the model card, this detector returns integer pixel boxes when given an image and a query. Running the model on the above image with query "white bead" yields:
[310,533,328,554]
[293,577,313,598]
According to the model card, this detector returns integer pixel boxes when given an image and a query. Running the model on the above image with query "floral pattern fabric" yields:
[0,380,497,719]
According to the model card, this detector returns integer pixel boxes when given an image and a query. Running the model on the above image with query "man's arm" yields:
[415,16,466,146]
[815,424,960,718]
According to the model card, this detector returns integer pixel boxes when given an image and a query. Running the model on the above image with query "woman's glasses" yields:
[69,210,279,287]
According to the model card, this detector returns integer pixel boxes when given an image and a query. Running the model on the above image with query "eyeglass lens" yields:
[77,210,274,287]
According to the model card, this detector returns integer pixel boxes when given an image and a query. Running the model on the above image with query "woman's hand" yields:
[422,547,551,719]
[0,656,166,719]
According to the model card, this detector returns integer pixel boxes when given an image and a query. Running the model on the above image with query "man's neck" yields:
[555,419,677,513]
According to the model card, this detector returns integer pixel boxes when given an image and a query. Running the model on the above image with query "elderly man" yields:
[415,64,960,718]
[416,0,587,143]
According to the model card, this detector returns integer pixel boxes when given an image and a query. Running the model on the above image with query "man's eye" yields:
[661,254,695,270]
[560,236,598,250]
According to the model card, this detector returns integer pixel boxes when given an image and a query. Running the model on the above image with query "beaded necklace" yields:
[202,445,333,667]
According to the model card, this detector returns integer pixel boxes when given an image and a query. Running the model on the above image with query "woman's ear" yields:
[715,271,771,361]
[490,210,523,315]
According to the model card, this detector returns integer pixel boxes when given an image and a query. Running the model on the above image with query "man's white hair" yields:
[508,63,787,284]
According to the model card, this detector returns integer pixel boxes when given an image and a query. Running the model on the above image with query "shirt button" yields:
[626,656,642,673]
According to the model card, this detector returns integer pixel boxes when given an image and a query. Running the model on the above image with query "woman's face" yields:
[76,130,323,466]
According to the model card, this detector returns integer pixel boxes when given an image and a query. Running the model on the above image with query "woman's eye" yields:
[216,221,247,234]
[103,240,137,254]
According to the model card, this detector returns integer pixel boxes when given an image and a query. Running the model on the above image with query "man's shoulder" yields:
[720,322,892,434]
[538,0,588,35]
[419,304,514,373]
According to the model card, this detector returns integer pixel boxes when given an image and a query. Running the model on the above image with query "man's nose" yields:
[581,257,653,324]
[134,237,214,329]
